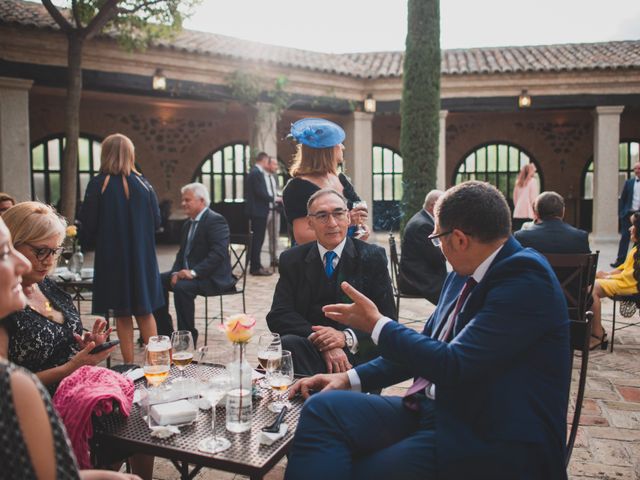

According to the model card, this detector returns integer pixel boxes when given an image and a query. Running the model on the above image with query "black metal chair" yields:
[388,233,424,316]
[542,252,599,323]
[202,233,252,345]
[610,294,640,352]
[566,311,593,466]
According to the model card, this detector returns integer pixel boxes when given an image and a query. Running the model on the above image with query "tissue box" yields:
[150,399,198,426]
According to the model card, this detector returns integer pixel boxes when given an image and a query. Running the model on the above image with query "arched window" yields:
[453,143,541,205]
[193,143,251,203]
[582,141,640,199]
[30,134,103,206]
[372,145,403,231]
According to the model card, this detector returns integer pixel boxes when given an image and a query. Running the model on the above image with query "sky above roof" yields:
[185,0,640,53]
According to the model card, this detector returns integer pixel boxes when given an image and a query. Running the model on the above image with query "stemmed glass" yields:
[351,200,368,238]
[196,345,232,454]
[267,350,294,413]
[143,335,171,390]
[170,330,194,382]
[257,332,281,388]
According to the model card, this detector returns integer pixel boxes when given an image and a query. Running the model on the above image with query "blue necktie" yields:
[324,251,337,278]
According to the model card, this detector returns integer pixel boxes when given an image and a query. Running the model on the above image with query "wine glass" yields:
[170,330,194,382]
[267,350,294,413]
[351,200,368,238]
[60,247,73,270]
[143,335,171,390]
[257,332,281,388]
[196,345,232,454]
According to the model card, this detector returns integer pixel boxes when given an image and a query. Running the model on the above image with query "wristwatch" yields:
[190,269,197,278]
[343,330,354,349]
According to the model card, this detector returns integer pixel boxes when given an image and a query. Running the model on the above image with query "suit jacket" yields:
[266,238,396,361]
[398,209,447,304]
[619,177,638,232]
[244,165,272,218]
[172,208,236,293]
[514,218,590,254]
[356,237,570,479]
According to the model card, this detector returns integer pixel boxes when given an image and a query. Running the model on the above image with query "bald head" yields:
[423,190,444,214]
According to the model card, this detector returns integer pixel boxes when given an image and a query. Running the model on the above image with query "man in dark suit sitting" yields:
[514,191,590,253]
[267,188,396,376]
[286,181,570,480]
[398,189,447,304]
[154,183,236,345]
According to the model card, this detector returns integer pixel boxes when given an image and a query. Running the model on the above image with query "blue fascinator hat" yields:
[289,118,345,149]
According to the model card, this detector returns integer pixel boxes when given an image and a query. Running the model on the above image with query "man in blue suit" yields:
[612,162,640,267]
[286,181,570,480]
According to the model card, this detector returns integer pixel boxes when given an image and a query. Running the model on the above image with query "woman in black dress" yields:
[79,133,164,363]
[283,118,369,245]
[0,217,140,479]
[0,202,115,392]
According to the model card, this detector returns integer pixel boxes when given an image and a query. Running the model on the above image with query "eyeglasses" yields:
[26,244,64,261]
[308,209,348,224]
[428,230,453,247]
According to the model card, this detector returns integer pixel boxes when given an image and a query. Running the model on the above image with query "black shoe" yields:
[610,261,623,268]
[250,268,273,276]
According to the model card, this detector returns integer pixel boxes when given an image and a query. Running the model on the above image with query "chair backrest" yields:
[388,233,400,295]
[542,251,599,323]
[566,311,593,466]
[229,233,251,293]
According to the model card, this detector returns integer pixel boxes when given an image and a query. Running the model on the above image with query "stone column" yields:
[0,77,33,201]
[343,111,373,226]
[252,102,278,160]
[437,110,449,190]
[592,106,624,247]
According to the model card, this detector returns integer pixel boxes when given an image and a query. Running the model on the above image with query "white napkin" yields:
[258,423,288,446]
[149,424,181,438]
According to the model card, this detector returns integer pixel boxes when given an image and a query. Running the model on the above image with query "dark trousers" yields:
[154,272,200,345]
[282,334,363,376]
[250,215,267,272]
[615,214,633,264]
[285,392,436,480]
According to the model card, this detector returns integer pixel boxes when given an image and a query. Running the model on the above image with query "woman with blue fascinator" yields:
[283,118,369,245]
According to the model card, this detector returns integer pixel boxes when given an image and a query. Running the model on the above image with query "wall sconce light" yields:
[518,89,531,108]
[364,94,376,113]
[152,68,167,91]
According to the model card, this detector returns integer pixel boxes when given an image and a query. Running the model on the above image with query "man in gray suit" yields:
[514,191,590,254]
[154,183,236,345]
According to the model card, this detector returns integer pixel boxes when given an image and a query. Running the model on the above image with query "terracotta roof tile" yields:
[2,0,639,79]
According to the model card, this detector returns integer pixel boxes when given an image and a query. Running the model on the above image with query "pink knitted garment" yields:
[53,365,134,468]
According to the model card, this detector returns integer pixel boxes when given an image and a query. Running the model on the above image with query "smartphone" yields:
[89,339,120,354]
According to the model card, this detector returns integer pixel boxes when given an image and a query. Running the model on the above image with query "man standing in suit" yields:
[613,162,640,267]
[267,188,396,376]
[154,183,236,345]
[245,151,275,276]
[514,191,590,253]
[265,156,282,268]
[398,189,447,304]
[286,181,570,480]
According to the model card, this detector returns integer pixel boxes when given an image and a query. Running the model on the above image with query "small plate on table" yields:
[81,267,94,279]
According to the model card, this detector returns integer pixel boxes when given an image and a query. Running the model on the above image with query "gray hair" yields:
[306,188,347,213]
[181,182,211,207]
[423,189,444,211]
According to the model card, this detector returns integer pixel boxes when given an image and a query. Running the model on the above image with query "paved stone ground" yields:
[78,234,639,479]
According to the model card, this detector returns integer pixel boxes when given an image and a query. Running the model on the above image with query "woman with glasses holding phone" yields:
[283,118,369,245]
[0,202,115,393]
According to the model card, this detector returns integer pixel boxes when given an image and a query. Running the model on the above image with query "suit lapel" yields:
[304,244,323,296]
[335,238,357,302]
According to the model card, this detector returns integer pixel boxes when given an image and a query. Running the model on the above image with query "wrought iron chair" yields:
[610,293,640,352]
[202,233,252,345]
[388,233,424,316]
[566,311,593,466]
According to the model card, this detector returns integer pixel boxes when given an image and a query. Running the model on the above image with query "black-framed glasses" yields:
[26,244,64,261]
[428,230,453,247]
[308,209,348,224]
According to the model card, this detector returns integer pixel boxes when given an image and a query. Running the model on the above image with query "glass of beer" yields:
[267,350,294,413]
[143,335,171,389]
[170,330,194,382]
[257,332,281,388]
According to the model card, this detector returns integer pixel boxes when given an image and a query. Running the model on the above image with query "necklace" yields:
[25,284,55,321]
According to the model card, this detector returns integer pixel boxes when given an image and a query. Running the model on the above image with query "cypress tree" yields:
[400,0,441,231]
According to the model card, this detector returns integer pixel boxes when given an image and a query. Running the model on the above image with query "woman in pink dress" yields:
[512,164,539,231]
